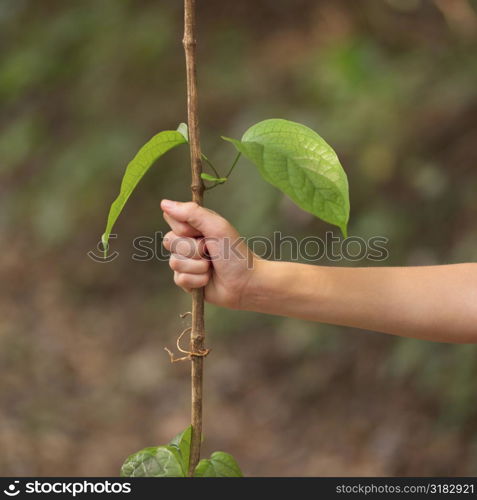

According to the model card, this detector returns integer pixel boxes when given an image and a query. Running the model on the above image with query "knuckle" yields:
[199,273,210,286]
[170,238,193,257]
[162,231,174,248]
[174,273,186,287]
[175,224,190,237]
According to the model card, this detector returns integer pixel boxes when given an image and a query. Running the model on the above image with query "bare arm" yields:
[244,261,477,343]
[161,200,477,344]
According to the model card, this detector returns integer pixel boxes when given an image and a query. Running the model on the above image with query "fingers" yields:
[169,253,210,274]
[174,270,210,293]
[161,199,237,239]
[164,232,211,294]
[163,231,206,259]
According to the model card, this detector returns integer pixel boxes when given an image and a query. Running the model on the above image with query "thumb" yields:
[160,200,237,239]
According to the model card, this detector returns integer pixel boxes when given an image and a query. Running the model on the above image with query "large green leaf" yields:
[224,118,350,236]
[101,126,187,254]
[169,426,192,472]
[194,452,243,477]
[120,445,186,477]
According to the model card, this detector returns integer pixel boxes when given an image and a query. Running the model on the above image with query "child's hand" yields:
[161,199,258,309]
[161,200,477,343]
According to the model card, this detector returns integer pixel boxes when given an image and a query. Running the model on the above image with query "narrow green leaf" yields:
[194,451,243,477]
[169,426,192,472]
[223,118,350,236]
[102,129,187,254]
[120,445,186,477]
[201,173,227,183]
[177,122,189,142]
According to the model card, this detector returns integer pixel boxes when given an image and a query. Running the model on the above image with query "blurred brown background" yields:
[1,0,477,476]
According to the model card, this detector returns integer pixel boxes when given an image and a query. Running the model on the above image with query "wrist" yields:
[241,259,329,319]
[239,258,274,312]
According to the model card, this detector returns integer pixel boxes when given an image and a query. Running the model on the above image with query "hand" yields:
[161,201,477,342]
[161,199,258,309]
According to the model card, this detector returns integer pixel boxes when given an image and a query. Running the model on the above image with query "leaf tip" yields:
[101,233,109,259]
[177,123,189,142]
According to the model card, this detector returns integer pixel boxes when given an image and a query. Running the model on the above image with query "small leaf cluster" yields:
[120,427,242,478]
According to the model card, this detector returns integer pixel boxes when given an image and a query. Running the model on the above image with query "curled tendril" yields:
[164,323,210,363]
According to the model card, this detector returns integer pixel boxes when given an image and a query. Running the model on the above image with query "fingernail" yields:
[161,199,175,210]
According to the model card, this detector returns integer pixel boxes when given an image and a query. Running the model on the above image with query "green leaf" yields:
[120,445,186,477]
[169,426,192,472]
[194,452,243,477]
[177,122,189,142]
[101,128,187,255]
[201,173,227,183]
[223,118,350,236]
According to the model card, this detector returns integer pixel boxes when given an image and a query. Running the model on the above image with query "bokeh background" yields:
[1,0,477,476]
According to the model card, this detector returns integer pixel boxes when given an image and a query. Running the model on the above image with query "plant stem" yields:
[225,151,242,178]
[201,153,221,179]
[183,0,205,477]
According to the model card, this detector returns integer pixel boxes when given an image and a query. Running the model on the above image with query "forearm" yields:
[244,261,477,343]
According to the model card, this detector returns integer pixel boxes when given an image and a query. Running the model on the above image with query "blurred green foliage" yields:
[1,0,477,476]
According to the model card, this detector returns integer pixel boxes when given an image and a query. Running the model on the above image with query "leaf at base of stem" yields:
[194,451,243,477]
[120,427,243,478]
